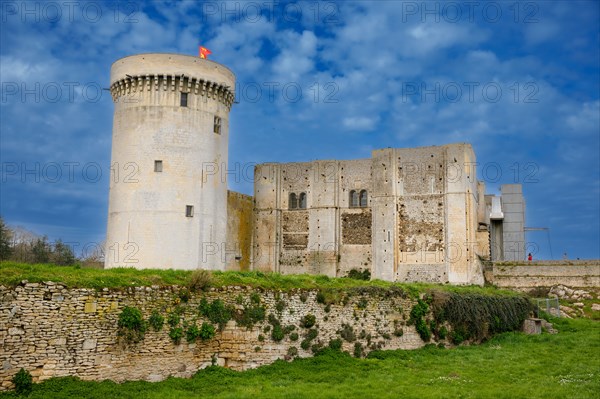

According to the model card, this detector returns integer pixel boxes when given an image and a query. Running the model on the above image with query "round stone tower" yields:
[105,53,235,270]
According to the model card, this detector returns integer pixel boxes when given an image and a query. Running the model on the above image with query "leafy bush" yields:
[289,332,299,341]
[178,288,191,303]
[199,322,216,341]
[167,311,181,328]
[430,291,532,342]
[275,300,286,312]
[117,306,147,343]
[250,292,261,304]
[301,314,316,328]
[306,329,318,341]
[357,297,368,309]
[329,338,343,350]
[188,269,213,291]
[353,342,363,358]
[148,310,164,332]
[199,298,233,331]
[339,323,356,342]
[287,346,298,357]
[169,327,183,344]
[299,292,308,303]
[316,291,326,304]
[347,269,371,281]
[12,368,32,395]
[234,303,266,328]
[438,326,448,340]
[186,323,200,343]
[283,325,296,334]
[300,339,311,350]
[258,334,265,342]
[409,299,431,342]
[271,324,284,341]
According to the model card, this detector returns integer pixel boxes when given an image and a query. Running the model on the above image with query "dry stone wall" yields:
[0,282,430,391]
[491,262,600,289]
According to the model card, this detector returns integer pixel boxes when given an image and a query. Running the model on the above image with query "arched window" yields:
[359,190,368,207]
[349,190,359,207]
[299,192,307,209]
[289,193,297,210]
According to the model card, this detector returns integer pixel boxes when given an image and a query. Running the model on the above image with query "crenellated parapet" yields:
[109,74,235,109]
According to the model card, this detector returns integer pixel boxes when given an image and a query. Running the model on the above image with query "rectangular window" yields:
[180,92,188,107]
[185,205,194,217]
[213,116,222,134]
[154,160,163,172]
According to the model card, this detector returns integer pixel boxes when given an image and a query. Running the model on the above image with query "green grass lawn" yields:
[3,317,598,399]
[0,262,519,297]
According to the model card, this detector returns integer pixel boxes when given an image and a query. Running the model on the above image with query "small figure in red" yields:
[528,253,533,262]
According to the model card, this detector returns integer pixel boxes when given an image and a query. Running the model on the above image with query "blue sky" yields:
[1,0,598,260]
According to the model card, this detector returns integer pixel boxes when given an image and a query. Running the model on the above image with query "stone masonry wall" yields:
[491,262,600,289]
[0,282,429,391]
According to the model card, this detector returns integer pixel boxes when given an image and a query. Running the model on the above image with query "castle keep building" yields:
[105,54,235,270]
[105,53,525,285]
[254,144,491,285]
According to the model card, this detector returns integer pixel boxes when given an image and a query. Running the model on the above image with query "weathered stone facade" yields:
[254,144,489,285]
[0,282,429,391]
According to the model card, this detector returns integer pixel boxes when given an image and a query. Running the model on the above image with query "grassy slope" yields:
[0,262,519,296]
[1,317,598,398]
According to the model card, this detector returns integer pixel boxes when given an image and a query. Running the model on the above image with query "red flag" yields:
[199,46,212,59]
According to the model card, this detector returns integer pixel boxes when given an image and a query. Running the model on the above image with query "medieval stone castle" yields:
[105,53,526,285]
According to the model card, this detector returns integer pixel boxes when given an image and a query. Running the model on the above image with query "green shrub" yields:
[271,324,284,341]
[287,346,298,357]
[409,299,431,342]
[188,269,213,291]
[258,334,265,342]
[353,342,363,358]
[430,291,532,342]
[393,328,404,337]
[275,300,286,312]
[235,303,266,328]
[329,338,343,350]
[299,292,308,303]
[415,318,431,342]
[316,291,326,304]
[148,310,164,332]
[347,269,371,281]
[186,323,200,343]
[357,297,368,309]
[12,368,32,395]
[311,342,323,354]
[199,322,216,341]
[178,288,191,303]
[118,306,147,343]
[199,298,233,331]
[283,325,296,334]
[250,292,261,304]
[289,332,299,341]
[339,323,356,342]
[306,328,318,341]
[324,304,331,313]
[301,314,316,328]
[167,311,181,328]
[300,339,311,350]
[254,346,261,352]
[169,327,184,344]
[438,326,448,340]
